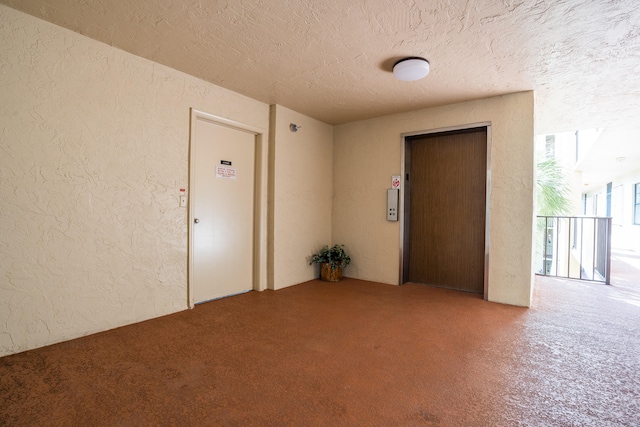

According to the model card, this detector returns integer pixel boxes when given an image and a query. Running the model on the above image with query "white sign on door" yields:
[216,166,237,180]
[391,175,401,189]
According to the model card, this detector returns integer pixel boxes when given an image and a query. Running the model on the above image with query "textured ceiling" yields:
[2,0,639,133]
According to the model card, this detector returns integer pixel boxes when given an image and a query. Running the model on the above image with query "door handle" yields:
[194,218,200,224]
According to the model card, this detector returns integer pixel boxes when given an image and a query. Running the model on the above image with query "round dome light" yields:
[393,57,430,81]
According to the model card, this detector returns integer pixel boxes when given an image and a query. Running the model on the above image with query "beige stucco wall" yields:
[333,92,536,307]
[0,6,269,357]
[0,5,536,357]
[269,105,333,289]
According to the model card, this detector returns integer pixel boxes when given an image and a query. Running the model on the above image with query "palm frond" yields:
[536,158,572,216]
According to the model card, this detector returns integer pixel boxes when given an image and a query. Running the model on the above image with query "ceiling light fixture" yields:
[393,57,430,81]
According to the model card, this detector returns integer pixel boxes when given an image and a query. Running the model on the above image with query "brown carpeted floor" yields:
[1,272,639,426]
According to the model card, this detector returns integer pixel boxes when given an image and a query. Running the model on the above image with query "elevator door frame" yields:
[400,122,492,300]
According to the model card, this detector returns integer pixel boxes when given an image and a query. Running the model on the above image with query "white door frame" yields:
[188,109,268,308]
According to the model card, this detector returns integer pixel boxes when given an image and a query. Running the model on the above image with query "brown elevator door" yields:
[408,128,487,293]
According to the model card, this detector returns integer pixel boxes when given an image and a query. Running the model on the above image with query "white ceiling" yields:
[2,0,639,134]
[576,126,640,188]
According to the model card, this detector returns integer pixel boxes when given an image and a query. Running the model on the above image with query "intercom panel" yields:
[387,189,399,221]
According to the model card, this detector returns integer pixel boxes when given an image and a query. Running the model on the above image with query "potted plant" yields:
[309,244,351,282]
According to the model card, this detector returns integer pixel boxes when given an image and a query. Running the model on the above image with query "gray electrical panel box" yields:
[387,189,399,221]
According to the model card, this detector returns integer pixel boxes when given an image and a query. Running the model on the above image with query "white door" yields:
[190,114,256,303]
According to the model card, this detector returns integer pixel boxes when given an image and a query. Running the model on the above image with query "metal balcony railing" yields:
[535,216,612,285]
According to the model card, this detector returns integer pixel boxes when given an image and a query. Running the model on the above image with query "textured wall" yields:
[333,92,535,307]
[269,105,333,289]
[0,6,269,356]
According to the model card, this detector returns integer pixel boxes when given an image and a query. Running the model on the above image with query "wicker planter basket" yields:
[320,263,343,282]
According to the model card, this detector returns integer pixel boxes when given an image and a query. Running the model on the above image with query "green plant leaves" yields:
[536,157,572,216]
[309,244,351,270]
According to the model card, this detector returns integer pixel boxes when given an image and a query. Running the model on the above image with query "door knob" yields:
[194,218,200,224]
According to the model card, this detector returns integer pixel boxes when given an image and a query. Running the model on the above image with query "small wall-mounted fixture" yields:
[290,123,302,132]
[393,57,430,81]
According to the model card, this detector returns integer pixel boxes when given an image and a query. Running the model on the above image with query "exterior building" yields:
[577,128,640,253]
[583,171,640,252]
[535,127,640,280]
